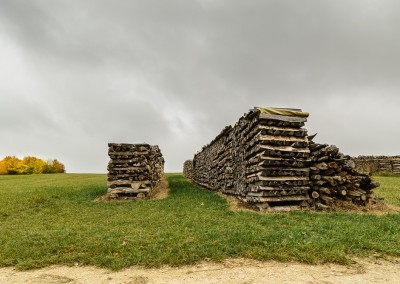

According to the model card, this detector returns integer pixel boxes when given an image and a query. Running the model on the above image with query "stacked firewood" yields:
[391,160,400,174]
[192,107,312,210]
[107,143,164,198]
[308,141,380,209]
[242,108,311,210]
[192,125,234,192]
[183,160,194,179]
[190,107,382,211]
[353,156,400,175]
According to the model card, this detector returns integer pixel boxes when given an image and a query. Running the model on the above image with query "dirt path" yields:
[1,258,399,284]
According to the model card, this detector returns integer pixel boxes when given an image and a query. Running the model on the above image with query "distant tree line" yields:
[0,156,65,175]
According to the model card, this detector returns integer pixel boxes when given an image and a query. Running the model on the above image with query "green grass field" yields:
[373,175,400,207]
[0,173,399,270]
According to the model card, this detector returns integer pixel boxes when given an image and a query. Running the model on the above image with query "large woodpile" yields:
[188,107,381,211]
[192,107,311,210]
[308,141,380,210]
[353,156,400,175]
[183,160,194,179]
[107,143,164,199]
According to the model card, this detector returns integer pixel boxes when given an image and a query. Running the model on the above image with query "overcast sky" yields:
[1,0,399,173]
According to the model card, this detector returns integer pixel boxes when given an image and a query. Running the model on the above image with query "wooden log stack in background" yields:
[183,160,194,180]
[353,156,400,175]
[107,143,164,199]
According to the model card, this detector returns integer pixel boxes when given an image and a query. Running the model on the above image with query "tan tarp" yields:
[256,107,309,118]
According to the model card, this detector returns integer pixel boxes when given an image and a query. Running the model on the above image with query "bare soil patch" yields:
[219,193,400,215]
[146,176,169,200]
[328,199,400,215]
[1,257,399,283]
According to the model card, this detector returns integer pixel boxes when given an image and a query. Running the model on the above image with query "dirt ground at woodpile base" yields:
[1,257,400,284]
[146,177,169,200]
[219,192,400,215]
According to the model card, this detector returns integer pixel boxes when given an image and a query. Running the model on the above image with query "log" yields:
[315,162,328,171]
[320,194,334,203]
[259,113,308,123]
[311,175,321,180]
[247,195,309,203]
[319,187,331,195]
[316,202,330,210]
[311,191,320,199]
[108,188,150,194]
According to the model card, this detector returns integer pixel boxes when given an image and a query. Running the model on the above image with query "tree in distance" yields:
[0,156,65,175]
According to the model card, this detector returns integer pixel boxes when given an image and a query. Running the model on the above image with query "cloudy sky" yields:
[1,0,399,173]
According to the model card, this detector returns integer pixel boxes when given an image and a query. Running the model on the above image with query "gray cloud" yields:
[1,0,400,172]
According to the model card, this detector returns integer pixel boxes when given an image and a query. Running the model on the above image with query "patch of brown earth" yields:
[218,192,400,215]
[146,176,169,200]
[328,199,400,215]
[217,193,259,213]
[1,258,400,284]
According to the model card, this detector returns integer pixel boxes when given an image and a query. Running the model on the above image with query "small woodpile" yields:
[192,107,312,210]
[107,143,164,199]
[308,140,380,210]
[183,160,194,179]
[353,156,400,175]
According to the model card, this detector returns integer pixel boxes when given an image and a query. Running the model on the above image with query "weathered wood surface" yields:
[187,107,381,211]
[308,141,380,209]
[183,160,194,179]
[353,155,400,174]
[107,143,164,199]
[190,107,311,209]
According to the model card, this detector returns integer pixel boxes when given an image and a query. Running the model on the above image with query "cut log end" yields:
[311,191,320,199]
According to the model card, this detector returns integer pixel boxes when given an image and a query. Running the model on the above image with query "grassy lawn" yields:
[373,175,400,207]
[0,173,399,270]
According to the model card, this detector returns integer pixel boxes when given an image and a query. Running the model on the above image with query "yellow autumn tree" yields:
[0,159,8,175]
[22,156,47,174]
[0,156,66,175]
[0,156,25,175]
[49,159,65,173]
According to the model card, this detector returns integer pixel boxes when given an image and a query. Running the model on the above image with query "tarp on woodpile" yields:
[256,107,309,117]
